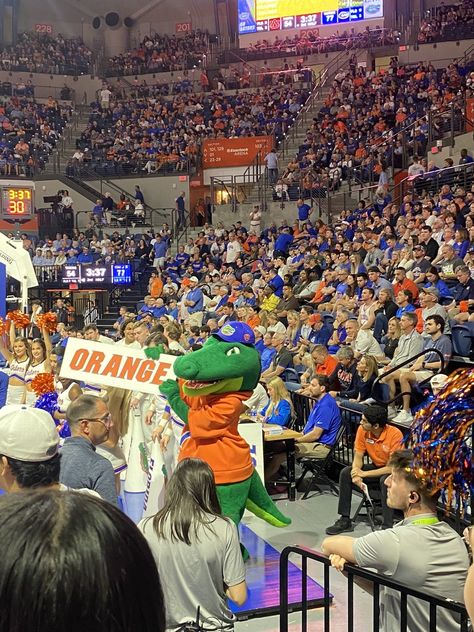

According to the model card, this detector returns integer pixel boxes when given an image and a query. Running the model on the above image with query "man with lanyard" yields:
[323,449,469,632]
[326,405,403,534]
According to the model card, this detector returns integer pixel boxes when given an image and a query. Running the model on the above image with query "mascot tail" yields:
[245,470,291,527]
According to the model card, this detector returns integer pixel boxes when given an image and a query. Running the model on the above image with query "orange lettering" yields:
[85,351,105,374]
[102,354,122,378]
[118,357,141,380]
[151,362,172,385]
[70,349,89,370]
[135,360,155,382]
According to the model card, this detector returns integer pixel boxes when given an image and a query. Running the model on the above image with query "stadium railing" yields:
[279,545,469,632]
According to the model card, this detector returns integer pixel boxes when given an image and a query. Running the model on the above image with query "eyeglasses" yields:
[81,412,113,429]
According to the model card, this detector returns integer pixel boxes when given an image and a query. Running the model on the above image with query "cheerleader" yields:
[0,322,31,405]
[50,350,82,436]
[24,327,53,405]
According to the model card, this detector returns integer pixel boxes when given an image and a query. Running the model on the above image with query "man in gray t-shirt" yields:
[322,449,469,632]
[392,314,452,425]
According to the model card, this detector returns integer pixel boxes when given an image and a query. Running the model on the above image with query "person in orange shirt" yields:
[325,404,403,534]
[148,272,163,299]
[311,345,339,390]
[393,267,419,300]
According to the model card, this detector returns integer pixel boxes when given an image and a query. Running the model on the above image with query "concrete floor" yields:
[235,490,374,631]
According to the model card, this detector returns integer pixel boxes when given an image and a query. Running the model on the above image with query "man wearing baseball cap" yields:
[182,276,204,327]
[0,405,60,493]
[0,405,101,497]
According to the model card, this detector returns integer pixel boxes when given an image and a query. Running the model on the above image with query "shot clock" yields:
[0,180,35,221]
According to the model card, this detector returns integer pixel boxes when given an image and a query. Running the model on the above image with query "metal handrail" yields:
[372,348,445,406]
[279,546,469,632]
[391,160,474,205]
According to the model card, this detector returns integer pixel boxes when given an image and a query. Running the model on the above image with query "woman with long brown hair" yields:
[139,458,246,631]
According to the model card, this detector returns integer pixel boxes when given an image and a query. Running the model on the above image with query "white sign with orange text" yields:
[60,338,176,393]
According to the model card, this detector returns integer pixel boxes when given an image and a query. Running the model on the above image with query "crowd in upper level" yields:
[275,57,468,200]
[105,31,210,77]
[68,83,309,176]
[418,0,474,43]
[0,32,93,75]
[0,95,70,176]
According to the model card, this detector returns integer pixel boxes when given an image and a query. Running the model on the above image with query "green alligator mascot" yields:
[146,321,291,556]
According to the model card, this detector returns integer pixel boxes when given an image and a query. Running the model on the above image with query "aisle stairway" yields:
[95,267,154,334]
[44,107,91,175]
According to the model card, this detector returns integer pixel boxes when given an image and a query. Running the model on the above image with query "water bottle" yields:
[250,406,258,421]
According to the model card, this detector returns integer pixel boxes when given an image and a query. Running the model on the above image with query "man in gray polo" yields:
[60,394,118,505]
[322,449,469,632]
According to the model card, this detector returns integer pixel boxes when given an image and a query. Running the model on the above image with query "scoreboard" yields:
[238,0,383,34]
[61,264,132,286]
[0,180,35,221]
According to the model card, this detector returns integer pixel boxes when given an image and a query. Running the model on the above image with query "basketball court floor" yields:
[235,491,374,631]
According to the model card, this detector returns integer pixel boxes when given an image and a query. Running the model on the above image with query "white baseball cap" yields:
[0,405,59,462]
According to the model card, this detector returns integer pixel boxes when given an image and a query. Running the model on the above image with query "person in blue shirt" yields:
[254,326,266,355]
[424,267,453,303]
[151,298,167,319]
[274,228,294,257]
[152,236,168,269]
[175,246,190,271]
[258,377,292,427]
[259,332,276,371]
[267,269,284,298]
[77,248,94,264]
[395,289,417,319]
[296,198,312,227]
[66,249,78,264]
[184,277,204,317]
[295,375,342,459]
[0,370,8,408]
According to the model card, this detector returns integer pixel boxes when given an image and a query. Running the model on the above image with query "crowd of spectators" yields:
[105,31,210,77]
[224,26,400,64]
[0,95,70,176]
[30,161,474,370]
[275,56,468,200]
[69,83,310,176]
[0,32,93,75]
[418,0,474,43]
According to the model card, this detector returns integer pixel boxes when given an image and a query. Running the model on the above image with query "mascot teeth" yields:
[187,380,217,388]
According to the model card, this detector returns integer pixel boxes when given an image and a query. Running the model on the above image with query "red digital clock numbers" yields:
[7,188,31,215]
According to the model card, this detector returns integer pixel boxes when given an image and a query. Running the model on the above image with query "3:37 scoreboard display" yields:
[0,180,35,220]
[61,264,132,286]
[238,0,383,34]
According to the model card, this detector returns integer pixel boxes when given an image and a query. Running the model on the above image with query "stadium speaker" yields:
[124,16,134,28]
[92,17,101,30]
[105,12,120,27]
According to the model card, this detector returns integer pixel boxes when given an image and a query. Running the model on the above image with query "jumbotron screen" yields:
[238,0,383,34]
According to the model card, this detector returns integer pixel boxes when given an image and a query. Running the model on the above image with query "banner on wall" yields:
[202,136,273,169]
[467,98,474,132]
[60,339,176,394]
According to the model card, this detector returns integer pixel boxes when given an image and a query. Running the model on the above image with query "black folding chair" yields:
[296,423,346,500]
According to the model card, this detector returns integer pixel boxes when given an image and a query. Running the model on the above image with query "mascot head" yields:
[172,322,261,397]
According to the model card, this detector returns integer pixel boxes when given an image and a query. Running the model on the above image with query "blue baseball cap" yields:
[214,321,255,346]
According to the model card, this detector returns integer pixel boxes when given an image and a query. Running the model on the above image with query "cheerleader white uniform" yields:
[6,358,28,405]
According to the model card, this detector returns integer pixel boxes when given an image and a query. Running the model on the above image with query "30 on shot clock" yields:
[0,180,35,220]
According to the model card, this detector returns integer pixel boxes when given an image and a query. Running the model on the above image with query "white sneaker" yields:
[393,410,413,426]
[387,405,398,420]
